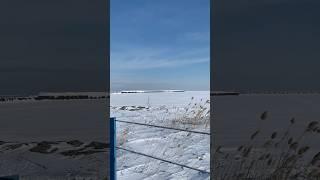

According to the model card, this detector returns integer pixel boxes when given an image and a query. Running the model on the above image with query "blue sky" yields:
[111,0,210,91]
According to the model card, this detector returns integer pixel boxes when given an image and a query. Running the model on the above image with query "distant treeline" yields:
[34,95,106,100]
[211,92,240,96]
[214,90,320,95]
[0,95,107,102]
[120,90,185,93]
[0,97,32,102]
[240,91,320,94]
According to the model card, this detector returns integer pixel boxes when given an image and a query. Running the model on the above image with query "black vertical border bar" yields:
[106,0,111,178]
[107,0,110,93]
[107,1,110,103]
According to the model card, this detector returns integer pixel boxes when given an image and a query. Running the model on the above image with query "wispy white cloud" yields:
[182,31,210,42]
[111,47,209,70]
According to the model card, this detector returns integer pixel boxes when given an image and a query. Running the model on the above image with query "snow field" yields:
[111,91,210,180]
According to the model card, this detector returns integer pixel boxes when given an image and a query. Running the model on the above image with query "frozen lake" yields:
[111,91,209,107]
[0,99,107,141]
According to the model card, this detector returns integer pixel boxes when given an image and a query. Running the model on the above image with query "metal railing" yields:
[109,117,210,180]
[116,119,210,135]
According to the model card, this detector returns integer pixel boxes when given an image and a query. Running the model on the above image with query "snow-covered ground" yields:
[111,91,210,180]
[213,94,320,179]
[3,91,318,179]
[0,99,108,179]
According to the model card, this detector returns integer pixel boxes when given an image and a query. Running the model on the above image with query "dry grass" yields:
[170,97,210,129]
[118,127,129,146]
[214,111,320,180]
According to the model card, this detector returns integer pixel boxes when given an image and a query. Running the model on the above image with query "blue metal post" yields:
[110,117,116,180]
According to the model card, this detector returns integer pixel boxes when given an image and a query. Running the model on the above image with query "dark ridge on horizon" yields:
[212,90,320,95]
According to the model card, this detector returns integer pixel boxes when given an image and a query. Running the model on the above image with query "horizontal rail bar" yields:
[117,146,210,174]
[116,119,210,135]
